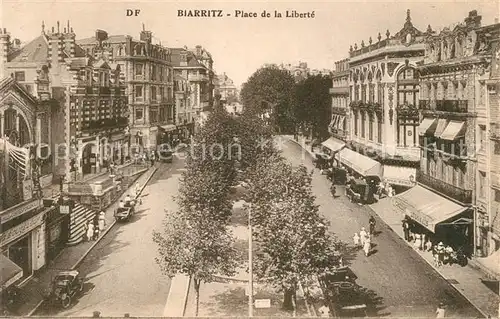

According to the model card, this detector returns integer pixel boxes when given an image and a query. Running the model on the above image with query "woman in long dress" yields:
[87,222,94,241]
[98,211,106,232]
[363,236,371,257]
[353,233,360,248]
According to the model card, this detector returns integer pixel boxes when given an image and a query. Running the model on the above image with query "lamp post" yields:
[248,205,253,317]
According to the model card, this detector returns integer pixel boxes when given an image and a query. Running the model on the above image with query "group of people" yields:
[376,180,395,198]
[83,211,106,241]
[402,217,433,251]
[353,216,377,257]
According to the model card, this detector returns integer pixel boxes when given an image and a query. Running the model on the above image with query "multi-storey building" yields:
[394,11,500,257]
[484,20,500,261]
[217,72,238,105]
[2,22,127,181]
[328,58,350,145]
[171,46,215,132]
[77,28,175,149]
[173,74,193,141]
[280,62,309,82]
[343,10,429,188]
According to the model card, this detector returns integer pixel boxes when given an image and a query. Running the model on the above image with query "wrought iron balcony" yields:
[99,87,111,95]
[416,170,472,204]
[419,100,469,113]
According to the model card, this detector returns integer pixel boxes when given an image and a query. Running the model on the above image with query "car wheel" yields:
[61,295,71,309]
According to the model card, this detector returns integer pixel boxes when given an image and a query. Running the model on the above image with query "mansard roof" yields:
[170,48,206,68]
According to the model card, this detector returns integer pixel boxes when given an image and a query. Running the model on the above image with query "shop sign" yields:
[255,299,271,309]
[0,200,40,224]
[393,197,432,228]
[60,205,70,215]
[0,213,44,247]
[385,177,414,187]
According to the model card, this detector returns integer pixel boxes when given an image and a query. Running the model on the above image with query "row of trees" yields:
[240,65,332,139]
[154,86,345,316]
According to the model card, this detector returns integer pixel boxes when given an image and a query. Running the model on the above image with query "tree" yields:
[245,153,345,316]
[240,66,296,133]
[154,107,239,316]
[294,74,332,139]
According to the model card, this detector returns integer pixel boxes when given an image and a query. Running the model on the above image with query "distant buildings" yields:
[216,72,238,105]
[329,58,350,142]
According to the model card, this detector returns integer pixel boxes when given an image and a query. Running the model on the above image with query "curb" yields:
[368,205,491,319]
[26,166,158,317]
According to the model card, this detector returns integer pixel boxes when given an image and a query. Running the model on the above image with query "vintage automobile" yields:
[49,270,84,309]
[114,199,136,222]
[346,179,375,204]
[321,267,368,317]
[158,146,173,163]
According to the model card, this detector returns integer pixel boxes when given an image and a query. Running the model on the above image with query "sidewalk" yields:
[284,135,500,318]
[16,165,158,317]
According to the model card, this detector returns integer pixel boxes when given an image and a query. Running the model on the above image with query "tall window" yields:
[378,84,384,104]
[135,107,144,120]
[397,68,419,106]
[361,84,367,103]
[135,85,143,102]
[354,111,359,136]
[361,112,366,138]
[369,83,375,103]
[355,85,359,102]
[151,86,157,102]
[479,125,486,152]
[135,63,144,76]
[377,116,382,143]
[369,115,374,141]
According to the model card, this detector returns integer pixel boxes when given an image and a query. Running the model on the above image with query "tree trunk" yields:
[291,288,297,317]
[283,288,294,310]
[194,278,201,317]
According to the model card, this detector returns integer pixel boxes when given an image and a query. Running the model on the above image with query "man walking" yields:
[402,217,410,241]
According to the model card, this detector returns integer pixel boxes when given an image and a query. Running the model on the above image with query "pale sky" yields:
[1,0,499,87]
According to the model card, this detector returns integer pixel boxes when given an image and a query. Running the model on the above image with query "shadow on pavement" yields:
[359,285,390,317]
[481,279,499,295]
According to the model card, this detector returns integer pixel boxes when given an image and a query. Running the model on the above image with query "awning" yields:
[418,118,437,135]
[321,137,345,153]
[434,119,448,138]
[440,121,466,140]
[383,165,416,187]
[160,124,177,132]
[335,148,381,177]
[329,115,339,128]
[392,185,468,232]
[1,255,23,290]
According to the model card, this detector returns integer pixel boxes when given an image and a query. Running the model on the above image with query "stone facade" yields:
[77,29,175,149]
[329,58,349,141]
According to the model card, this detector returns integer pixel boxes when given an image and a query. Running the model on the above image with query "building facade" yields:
[217,72,238,105]
[344,10,429,188]
[173,74,193,141]
[394,11,500,256]
[2,23,128,181]
[77,28,175,149]
[329,58,350,142]
[171,46,215,132]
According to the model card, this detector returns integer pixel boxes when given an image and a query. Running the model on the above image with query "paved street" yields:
[34,158,185,317]
[279,140,483,318]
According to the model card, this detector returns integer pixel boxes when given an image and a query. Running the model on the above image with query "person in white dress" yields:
[359,227,367,246]
[86,221,94,241]
[353,233,360,248]
[98,211,106,232]
[364,236,371,257]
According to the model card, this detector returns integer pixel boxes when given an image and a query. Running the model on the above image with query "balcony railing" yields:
[99,87,111,95]
[419,100,469,113]
[331,107,347,115]
[329,87,349,95]
[416,170,472,204]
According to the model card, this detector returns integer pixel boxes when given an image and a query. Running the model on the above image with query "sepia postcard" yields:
[0,0,499,318]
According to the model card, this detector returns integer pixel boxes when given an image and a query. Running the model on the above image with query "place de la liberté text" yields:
[176,9,316,18]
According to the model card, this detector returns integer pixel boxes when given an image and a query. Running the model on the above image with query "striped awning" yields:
[418,118,437,135]
[440,121,466,140]
[434,119,449,138]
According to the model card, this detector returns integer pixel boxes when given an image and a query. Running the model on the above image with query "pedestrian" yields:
[82,222,89,241]
[318,303,330,317]
[436,302,446,318]
[87,221,94,241]
[425,240,433,252]
[402,218,410,241]
[93,221,100,240]
[359,227,367,246]
[369,215,376,234]
[353,232,360,248]
[98,211,106,232]
[363,235,371,257]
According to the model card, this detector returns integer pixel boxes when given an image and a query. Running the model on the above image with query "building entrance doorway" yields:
[8,235,32,279]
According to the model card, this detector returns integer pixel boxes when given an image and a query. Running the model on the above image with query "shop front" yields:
[44,206,70,262]
[382,165,416,193]
[0,255,23,292]
[0,202,50,283]
[392,184,473,254]
[321,137,345,159]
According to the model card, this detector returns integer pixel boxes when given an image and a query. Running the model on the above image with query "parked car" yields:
[158,146,173,163]
[114,206,134,222]
[49,270,84,309]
